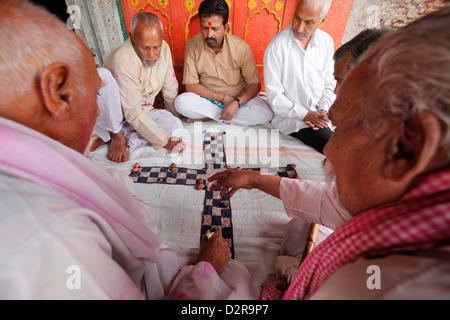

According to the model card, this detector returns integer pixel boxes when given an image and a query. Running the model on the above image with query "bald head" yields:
[0,0,101,153]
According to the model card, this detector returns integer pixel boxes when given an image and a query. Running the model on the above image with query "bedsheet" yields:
[88,120,327,299]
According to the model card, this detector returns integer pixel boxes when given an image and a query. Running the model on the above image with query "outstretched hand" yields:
[208,169,259,198]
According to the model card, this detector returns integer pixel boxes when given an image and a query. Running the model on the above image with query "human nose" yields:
[295,21,306,33]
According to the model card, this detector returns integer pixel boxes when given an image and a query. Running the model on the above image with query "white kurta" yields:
[0,118,252,300]
[264,25,336,134]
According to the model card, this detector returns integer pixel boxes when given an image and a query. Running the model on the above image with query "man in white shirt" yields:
[264,0,335,153]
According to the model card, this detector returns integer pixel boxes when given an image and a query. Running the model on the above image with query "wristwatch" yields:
[234,98,242,108]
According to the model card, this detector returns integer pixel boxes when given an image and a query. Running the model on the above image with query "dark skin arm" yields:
[208,169,282,199]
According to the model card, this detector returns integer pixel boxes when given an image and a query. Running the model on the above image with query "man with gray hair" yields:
[209,6,450,299]
[0,0,252,300]
[264,0,335,154]
[91,12,184,163]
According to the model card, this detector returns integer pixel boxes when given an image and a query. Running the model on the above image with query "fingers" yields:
[199,229,231,274]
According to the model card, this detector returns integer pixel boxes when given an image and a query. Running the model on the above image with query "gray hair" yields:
[131,12,164,37]
[0,0,86,107]
[301,0,332,19]
[319,0,332,19]
[359,7,450,161]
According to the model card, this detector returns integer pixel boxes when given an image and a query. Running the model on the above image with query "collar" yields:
[289,24,320,51]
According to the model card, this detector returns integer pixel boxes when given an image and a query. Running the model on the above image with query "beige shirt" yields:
[183,33,260,98]
[104,39,179,149]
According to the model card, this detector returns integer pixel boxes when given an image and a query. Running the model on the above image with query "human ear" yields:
[383,112,441,183]
[39,62,72,120]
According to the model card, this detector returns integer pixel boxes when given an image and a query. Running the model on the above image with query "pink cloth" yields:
[261,168,450,300]
[0,117,163,262]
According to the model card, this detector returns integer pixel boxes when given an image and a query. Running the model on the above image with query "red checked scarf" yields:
[261,169,450,300]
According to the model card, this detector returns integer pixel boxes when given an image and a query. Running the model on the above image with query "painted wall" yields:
[119,0,354,91]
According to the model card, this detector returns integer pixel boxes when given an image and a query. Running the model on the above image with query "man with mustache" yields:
[174,0,273,125]
[90,12,184,163]
[264,0,335,154]
[208,7,450,299]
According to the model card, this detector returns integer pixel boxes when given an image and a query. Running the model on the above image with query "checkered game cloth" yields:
[260,168,450,300]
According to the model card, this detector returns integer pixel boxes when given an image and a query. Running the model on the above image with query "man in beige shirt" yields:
[174,0,273,126]
[91,12,184,162]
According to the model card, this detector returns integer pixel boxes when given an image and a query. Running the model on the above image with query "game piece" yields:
[169,163,177,172]
[220,201,229,208]
[132,167,139,172]
[195,184,203,190]
[134,163,140,168]
[196,178,204,185]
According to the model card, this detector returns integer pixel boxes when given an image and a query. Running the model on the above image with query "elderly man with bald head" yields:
[264,0,335,154]
[91,12,184,163]
[0,0,252,300]
[210,7,450,299]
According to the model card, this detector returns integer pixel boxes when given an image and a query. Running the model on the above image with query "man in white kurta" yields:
[264,0,335,154]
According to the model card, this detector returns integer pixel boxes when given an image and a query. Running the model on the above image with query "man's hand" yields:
[164,136,185,153]
[303,111,329,130]
[208,169,259,197]
[198,229,231,274]
[219,100,239,121]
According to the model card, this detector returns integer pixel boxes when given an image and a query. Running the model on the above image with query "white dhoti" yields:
[174,92,274,126]
[95,68,183,149]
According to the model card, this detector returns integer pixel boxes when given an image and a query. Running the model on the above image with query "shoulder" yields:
[266,26,291,52]
[315,29,334,48]
[311,249,450,300]
[226,33,249,48]
[186,33,204,49]
[105,39,140,71]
